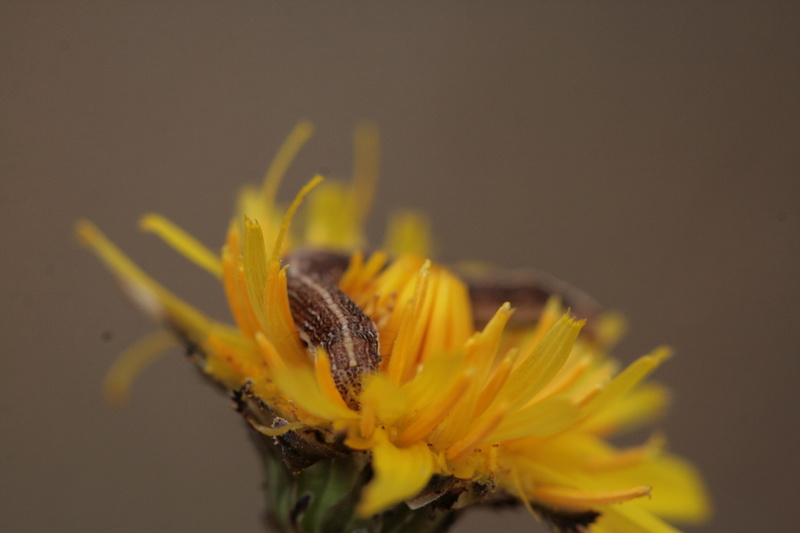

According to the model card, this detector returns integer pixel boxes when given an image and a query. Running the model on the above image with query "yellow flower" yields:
[77,122,710,532]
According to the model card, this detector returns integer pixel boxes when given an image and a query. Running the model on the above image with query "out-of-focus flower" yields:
[77,122,710,532]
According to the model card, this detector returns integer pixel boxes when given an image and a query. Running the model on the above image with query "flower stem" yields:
[253,428,459,533]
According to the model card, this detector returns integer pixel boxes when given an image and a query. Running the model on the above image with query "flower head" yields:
[78,122,710,532]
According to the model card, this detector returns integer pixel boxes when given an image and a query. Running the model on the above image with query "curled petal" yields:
[357,430,434,517]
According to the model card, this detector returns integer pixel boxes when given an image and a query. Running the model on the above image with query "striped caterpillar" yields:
[284,249,600,408]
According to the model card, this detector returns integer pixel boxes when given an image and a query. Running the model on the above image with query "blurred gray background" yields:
[2,3,798,532]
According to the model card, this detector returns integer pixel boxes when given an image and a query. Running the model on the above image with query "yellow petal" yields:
[512,295,564,371]
[584,433,666,472]
[504,453,583,488]
[304,181,364,250]
[252,176,324,367]
[398,353,464,422]
[385,210,432,258]
[237,184,286,253]
[357,430,434,517]
[75,220,212,340]
[596,503,683,533]
[261,262,307,367]
[427,304,512,446]
[445,403,507,462]
[204,329,264,389]
[530,353,592,404]
[269,174,324,260]
[494,314,583,411]
[271,364,358,422]
[581,347,671,418]
[397,368,471,446]
[474,350,516,416]
[593,311,628,349]
[139,213,222,278]
[484,398,581,443]
[314,349,352,412]
[242,217,269,331]
[427,377,480,449]
[360,373,408,429]
[259,120,315,207]
[607,453,712,523]
[104,329,177,405]
[221,233,258,338]
[467,302,513,380]
[386,260,431,384]
[351,120,380,224]
[339,250,388,301]
[531,484,651,510]
[580,383,671,436]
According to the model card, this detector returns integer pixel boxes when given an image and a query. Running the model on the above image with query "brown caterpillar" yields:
[284,248,600,408]
[285,249,380,409]
[459,267,600,333]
